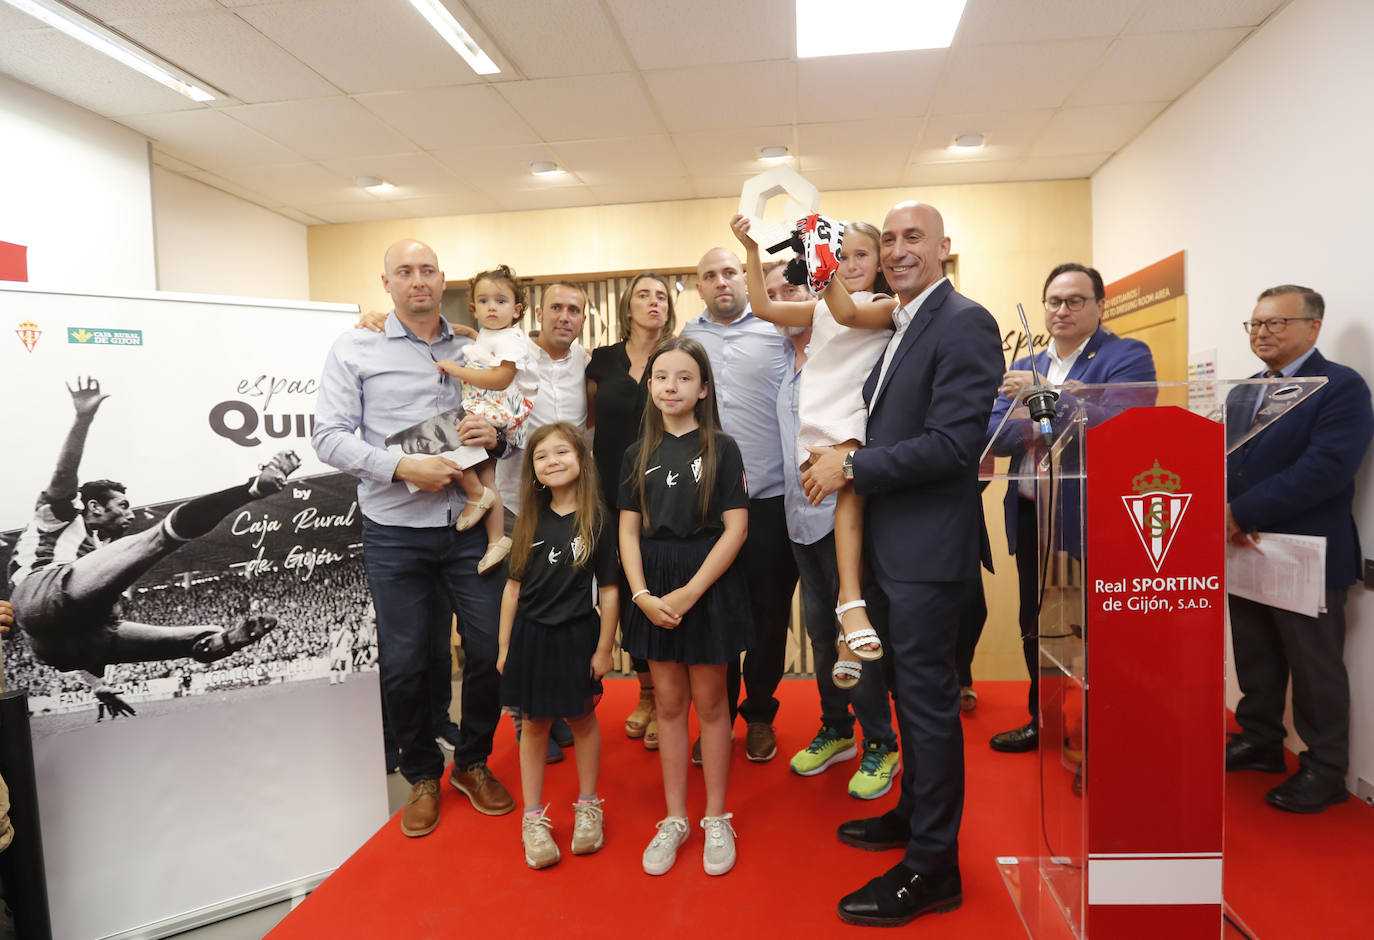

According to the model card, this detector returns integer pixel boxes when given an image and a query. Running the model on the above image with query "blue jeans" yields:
[791,533,896,747]
[362,517,502,783]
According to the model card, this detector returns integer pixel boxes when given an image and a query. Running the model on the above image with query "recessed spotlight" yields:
[530,161,566,177]
[355,175,397,193]
[759,145,791,162]
[950,133,985,151]
[796,0,967,58]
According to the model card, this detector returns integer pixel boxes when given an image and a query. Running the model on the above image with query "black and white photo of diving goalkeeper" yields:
[6,377,299,714]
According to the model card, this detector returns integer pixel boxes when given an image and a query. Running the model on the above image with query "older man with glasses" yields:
[1224,285,1373,813]
[984,263,1156,754]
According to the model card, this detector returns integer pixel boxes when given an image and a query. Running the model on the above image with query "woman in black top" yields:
[585,273,677,746]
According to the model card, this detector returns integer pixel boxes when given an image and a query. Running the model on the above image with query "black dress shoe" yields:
[837,812,911,851]
[837,863,962,926]
[990,721,1038,753]
[1225,736,1286,773]
[1265,767,1349,814]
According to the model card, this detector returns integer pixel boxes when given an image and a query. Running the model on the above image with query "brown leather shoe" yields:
[746,722,777,762]
[401,779,440,837]
[449,762,515,816]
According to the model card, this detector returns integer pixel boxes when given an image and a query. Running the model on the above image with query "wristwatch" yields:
[842,450,856,481]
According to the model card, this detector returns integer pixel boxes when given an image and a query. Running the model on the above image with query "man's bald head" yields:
[880,201,951,303]
[381,239,445,319]
[695,247,748,322]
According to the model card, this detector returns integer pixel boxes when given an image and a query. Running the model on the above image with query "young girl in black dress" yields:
[498,422,619,870]
[619,336,753,877]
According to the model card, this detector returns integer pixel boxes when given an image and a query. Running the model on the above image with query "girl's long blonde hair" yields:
[510,422,604,578]
[630,336,722,530]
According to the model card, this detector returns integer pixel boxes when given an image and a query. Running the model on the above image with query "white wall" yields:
[0,73,155,290]
[152,168,309,300]
[1093,0,1374,792]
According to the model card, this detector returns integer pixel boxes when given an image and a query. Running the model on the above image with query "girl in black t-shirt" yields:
[498,422,619,870]
[618,336,753,877]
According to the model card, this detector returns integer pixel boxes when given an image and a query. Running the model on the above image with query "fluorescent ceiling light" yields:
[796,0,967,58]
[530,161,565,177]
[355,176,397,193]
[759,145,791,162]
[950,133,984,150]
[406,0,500,75]
[2,0,219,102]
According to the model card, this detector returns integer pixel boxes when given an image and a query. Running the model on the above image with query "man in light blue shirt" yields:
[683,246,797,762]
[313,239,514,837]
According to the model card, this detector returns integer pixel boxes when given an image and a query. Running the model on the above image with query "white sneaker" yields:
[700,813,737,876]
[521,808,560,870]
[642,816,689,875]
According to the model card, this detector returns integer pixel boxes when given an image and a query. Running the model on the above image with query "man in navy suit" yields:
[985,263,1156,753]
[1225,284,1372,813]
[803,201,1003,926]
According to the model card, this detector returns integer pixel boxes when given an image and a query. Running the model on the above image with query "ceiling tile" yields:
[317,152,471,198]
[586,178,696,205]
[553,135,688,184]
[65,0,219,17]
[797,120,913,172]
[111,11,338,104]
[496,73,660,141]
[211,162,367,205]
[433,143,581,190]
[356,86,538,152]
[236,0,486,95]
[294,199,412,224]
[226,97,417,159]
[802,168,904,195]
[1066,28,1251,106]
[672,124,796,178]
[1027,102,1166,157]
[644,61,796,133]
[119,108,306,167]
[689,173,757,200]
[491,186,599,211]
[386,193,506,218]
[1126,0,1285,33]
[0,6,44,31]
[796,50,946,123]
[930,37,1112,113]
[1010,152,1111,179]
[151,149,204,174]
[0,28,205,116]
[913,109,1056,162]
[271,206,331,225]
[903,159,1027,186]
[181,168,283,207]
[956,0,1136,45]
[462,0,633,78]
[604,0,793,69]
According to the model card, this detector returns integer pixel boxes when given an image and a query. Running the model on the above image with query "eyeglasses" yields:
[1044,295,1093,312]
[1241,316,1317,336]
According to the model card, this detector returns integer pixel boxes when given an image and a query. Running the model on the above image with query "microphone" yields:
[1015,303,1058,449]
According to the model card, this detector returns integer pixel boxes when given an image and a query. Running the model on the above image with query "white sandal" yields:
[455,487,496,531]
[836,600,883,661]
[831,646,862,690]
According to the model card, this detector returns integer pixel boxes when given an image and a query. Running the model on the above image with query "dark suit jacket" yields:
[854,279,1004,583]
[1226,349,1373,587]
[986,326,1157,554]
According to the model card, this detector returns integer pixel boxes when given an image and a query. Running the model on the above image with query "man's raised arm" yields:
[46,377,109,503]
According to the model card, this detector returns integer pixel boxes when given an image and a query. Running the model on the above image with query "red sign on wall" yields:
[0,241,28,283]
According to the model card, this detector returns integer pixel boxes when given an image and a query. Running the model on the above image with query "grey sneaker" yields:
[571,799,605,855]
[701,813,737,876]
[642,816,690,875]
[521,808,560,870]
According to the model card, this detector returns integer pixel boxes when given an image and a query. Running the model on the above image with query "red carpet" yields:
[271,680,1374,939]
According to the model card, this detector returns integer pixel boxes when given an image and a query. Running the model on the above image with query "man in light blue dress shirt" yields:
[313,239,514,837]
[683,246,798,762]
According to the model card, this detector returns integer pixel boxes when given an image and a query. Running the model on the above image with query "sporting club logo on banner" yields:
[16,319,41,352]
[1121,459,1191,572]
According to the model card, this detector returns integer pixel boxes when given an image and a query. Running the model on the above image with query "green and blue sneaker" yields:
[848,740,900,800]
[789,726,858,777]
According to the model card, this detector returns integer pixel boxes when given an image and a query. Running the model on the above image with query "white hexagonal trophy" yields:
[737,165,821,255]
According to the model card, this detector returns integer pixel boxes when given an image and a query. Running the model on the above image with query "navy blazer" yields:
[1226,349,1373,587]
[986,326,1157,554]
[853,280,1003,583]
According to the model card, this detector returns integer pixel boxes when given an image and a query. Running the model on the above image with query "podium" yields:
[982,377,1326,940]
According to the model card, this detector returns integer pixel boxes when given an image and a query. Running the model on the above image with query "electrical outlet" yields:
[1357,777,1374,807]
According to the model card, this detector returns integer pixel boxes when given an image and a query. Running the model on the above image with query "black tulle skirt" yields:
[620,535,754,666]
[500,610,603,719]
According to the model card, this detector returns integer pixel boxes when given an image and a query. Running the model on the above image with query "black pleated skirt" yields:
[620,535,754,666]
[500,610,603,719]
